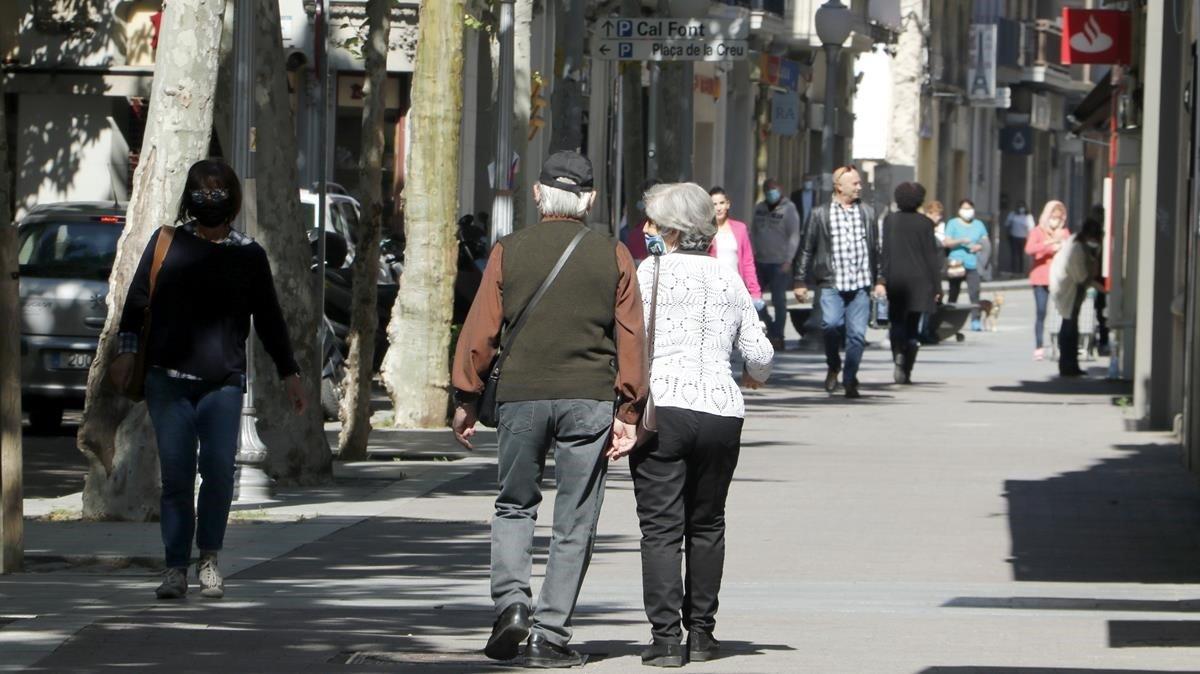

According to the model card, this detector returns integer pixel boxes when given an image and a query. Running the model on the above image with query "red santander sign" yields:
[1061,9,1131,65]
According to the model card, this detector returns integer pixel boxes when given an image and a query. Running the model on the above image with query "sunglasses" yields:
[189,189,230,204]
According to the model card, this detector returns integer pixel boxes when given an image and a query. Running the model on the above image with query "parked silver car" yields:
[17,202,126,432]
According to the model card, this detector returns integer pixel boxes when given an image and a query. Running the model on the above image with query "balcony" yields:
[996,18,1087,93]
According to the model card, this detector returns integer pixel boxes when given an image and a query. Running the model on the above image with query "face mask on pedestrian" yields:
[766,188,781,205]
[959,207,975,221]
[636,200,646,213]
[188,189,234,228]
[645,233,668,256]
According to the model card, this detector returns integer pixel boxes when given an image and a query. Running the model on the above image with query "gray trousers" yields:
[492,398,613,646]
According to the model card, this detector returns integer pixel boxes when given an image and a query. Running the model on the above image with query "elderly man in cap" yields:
[451,151,647,668]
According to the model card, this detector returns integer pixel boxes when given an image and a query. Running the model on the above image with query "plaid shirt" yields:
[829,201,872,292]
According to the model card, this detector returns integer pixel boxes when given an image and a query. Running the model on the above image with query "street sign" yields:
[597,17,749,41]
[593,16,750,62]
[594,38,749,62]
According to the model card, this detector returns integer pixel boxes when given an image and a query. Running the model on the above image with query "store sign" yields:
[999,125,1033,155]
[759,55,804,92]
[967,24,997,100]
[694,74,721,100]
[771,91,800,137]
[1061,9,1131,65]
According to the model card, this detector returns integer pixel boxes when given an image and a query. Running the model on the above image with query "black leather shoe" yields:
[844,380,861,399]
[641,641,685,668]
[484,603,531,661]
[687,630,720,662]
[525,633,585,669]
[824,365,841,393]
[893,353,907,385]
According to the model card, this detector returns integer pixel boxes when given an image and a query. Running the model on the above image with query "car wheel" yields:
[29,404,64,435]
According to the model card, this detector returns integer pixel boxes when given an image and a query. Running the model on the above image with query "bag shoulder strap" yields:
[646,256,660,368]
[148,226,176,301]
[492,226,589,374]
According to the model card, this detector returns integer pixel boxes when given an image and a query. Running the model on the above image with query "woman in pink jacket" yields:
[1025,200,1069,360]
[708,187,764,309]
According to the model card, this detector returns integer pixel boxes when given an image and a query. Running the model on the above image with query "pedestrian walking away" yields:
[1005,201,1033,274]
[708,186,763,310]
[944,199,988,332]
[880,182,943,384]
[610,182,774,668]
[1050,218,1104,377]
[792,165,883,399]
[450,151,647,668]
[750,178,801,349]
[109,160,308,601]
[1026,200,1069,361]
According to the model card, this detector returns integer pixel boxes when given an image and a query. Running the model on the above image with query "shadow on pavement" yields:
[916,662,1200,666]
[22,419,88,499]
[919,669,1200,673]
[1109,620,1200,648]
[989,376,1131,397]
[1004,442,1200,583]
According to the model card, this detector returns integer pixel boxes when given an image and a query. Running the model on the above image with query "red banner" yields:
[1061,9,1131,65]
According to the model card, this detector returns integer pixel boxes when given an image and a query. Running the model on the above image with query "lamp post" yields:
[490,0,516,247]
[814,0,854,205]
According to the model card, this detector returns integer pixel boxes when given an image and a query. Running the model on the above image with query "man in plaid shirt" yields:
[792,167,885,399]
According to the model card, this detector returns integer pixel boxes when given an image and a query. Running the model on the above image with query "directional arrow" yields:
[601,19,614,37]
[599,43,612,56]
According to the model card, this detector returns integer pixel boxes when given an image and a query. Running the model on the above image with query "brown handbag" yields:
[120,226,175,402]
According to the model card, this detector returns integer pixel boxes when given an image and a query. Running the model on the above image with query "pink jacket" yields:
[709,219,762,300]
[1025,226,1067,286]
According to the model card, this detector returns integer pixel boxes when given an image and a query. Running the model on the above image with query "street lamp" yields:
[815,0,854,205]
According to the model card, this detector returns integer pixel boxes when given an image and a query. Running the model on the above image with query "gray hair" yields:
[643,182,717,251]
[535,183,594,220]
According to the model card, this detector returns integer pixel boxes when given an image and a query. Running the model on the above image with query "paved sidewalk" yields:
[5,290,1200,672]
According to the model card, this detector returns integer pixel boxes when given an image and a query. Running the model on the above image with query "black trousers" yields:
[630,407,742,642]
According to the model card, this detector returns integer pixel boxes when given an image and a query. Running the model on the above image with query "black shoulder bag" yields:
[476,227,589,427]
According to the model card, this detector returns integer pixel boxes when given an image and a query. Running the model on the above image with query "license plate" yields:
[49,351,94,370]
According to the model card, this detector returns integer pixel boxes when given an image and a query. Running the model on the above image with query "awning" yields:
[1071,69,1114,131]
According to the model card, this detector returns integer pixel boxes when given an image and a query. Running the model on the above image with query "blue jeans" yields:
[1033,285,1050,349]
[756,262,791,339]
[144,369,243,569]
[820,287,870,385]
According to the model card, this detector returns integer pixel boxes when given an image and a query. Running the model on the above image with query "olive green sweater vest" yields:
[498,219,620,403]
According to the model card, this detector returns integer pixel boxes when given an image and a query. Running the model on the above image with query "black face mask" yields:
[191,203,233,228]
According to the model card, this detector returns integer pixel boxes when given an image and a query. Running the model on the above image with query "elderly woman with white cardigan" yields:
[609,182,774,667]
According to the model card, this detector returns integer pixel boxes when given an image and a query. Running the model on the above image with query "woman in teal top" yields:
[944,199,988,331]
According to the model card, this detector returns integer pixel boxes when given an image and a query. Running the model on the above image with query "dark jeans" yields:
[889,311,923,364]
[631,407,742,643]
[1058,285,1089,374]
[819,287,870,385]
[1033,285,1050,349]
[948,269,981,320]
[755,262,791,339]
[1009,236,1026,274]
[144,368,243,569]
[492,399,612,646]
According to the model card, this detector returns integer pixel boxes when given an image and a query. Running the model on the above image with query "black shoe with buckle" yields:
[845,380,861,399]
[524,633,585,669]
[641,640,685,668]
[687,630,720,662]
[484,603,531,661]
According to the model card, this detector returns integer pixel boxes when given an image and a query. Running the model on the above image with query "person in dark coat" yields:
[880,182,943,384]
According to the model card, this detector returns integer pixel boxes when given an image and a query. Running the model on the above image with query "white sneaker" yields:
[197,553,224,598]
[155,567,188,599]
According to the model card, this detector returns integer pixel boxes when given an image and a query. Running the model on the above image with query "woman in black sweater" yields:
[110,160,306,600]
[880,182,943,384]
